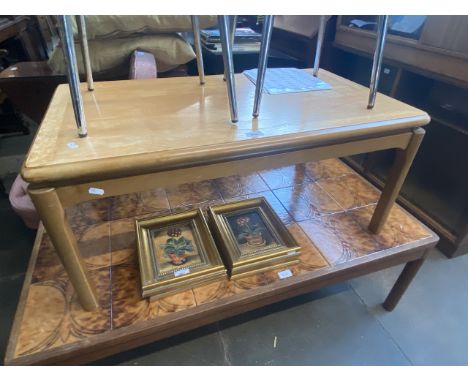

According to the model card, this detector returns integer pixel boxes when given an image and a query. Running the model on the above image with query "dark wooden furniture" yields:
[190,45,301,75]
[4,158,438,365]
[0,16,46,63]
[329,15,468,258]
[0,62,65,124]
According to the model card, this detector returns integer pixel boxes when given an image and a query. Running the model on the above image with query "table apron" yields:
[52,131,413,208]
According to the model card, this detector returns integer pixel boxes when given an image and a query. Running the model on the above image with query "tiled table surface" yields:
[6,159,433,364]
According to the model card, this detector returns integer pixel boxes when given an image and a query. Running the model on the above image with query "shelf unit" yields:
[330,16,468,257]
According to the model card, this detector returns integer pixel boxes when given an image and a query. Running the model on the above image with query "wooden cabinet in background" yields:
[334,16,468,87]
[329,15,468,258]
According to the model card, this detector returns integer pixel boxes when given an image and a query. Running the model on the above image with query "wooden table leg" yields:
[383,255,425,311]
[28,187,100,311]
[369,128,425,234]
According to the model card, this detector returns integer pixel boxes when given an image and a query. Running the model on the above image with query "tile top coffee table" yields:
[6,159,438,365]
[21,69,430,312]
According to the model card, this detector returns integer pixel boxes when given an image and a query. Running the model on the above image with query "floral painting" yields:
[225,209,283,257]
[151,222,205,274]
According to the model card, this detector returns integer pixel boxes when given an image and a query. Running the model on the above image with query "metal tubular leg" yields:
[223,15,237,81]
[312,15,326,77]
[367,15,389,109]
[191,16,205,85]
[218,15,238,123]
[59,15,87,137]
[252,15,274,118]
[76,15,94,91]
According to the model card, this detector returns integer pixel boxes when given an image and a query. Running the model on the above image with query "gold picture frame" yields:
[208,197,301,279]
[135,208,226,300]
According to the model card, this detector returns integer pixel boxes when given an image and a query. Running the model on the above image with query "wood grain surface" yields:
[5,159,438,365]
[21,70,429,184]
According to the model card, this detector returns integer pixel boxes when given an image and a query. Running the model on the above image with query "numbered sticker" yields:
[174,268,190,277]
[277,269,293,280]
[88,187,105,196]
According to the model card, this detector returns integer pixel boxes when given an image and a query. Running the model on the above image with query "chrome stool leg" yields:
[219,15,238,123]
[312,15,326,77]
[191,16,205,85]
[76,15,94,91]
[59,15,87,137]
[223,15,237,81]
[368,15,389,109]
[252,15,274,118]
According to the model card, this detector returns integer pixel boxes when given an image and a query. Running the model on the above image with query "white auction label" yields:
[88,187,105,196]
[174,268,190,277]
[277,269,293,279]
[287,250,297,256]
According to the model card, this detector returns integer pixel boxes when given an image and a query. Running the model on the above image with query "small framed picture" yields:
[135,208,226,300]
[208,197,301,278]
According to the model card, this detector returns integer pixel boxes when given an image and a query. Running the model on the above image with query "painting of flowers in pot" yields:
[151,222,205,274]
[225,209,283,257]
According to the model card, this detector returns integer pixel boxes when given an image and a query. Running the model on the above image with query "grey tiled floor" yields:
[1,189,467,365]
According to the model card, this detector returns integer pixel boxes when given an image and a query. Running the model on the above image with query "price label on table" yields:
[174,268,191,277]
[277,269,293,280]
[88,187,105,196]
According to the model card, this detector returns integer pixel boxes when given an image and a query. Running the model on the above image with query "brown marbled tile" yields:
[316,173,380,210]
[111,263,197,327]
[287,223,329,271]
[349,204,431,249]
[65,198,111,229]
[258,164,310,190]
[68,267,111,335]
[32,223,111,283]
[14,282,67,356]
[15,267,111,357]
[273,182,343,222]
[304,158,353,181]
[166,180,223,210]
[223,190,294,225]
[73,221,111,269]
[214,173,269,199]
[230,273,271,294]
[170,198,225,214]
[109,217,139,266]
[111,263,159,329]
[299,213,383,265]
[110,188,170,220]
[156,290,197,317]
[192,280,236,306]
[32,234,66,283]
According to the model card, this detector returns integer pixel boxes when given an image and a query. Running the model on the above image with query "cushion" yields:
[73,15,217,40]
[48,33,196,75]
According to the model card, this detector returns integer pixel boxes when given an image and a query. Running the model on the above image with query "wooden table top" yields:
[22,70,429,184]
[5,159,438,365]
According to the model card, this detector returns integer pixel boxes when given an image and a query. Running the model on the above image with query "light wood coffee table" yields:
[22,69,430,312]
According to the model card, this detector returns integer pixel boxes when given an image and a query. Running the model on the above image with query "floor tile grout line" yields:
[313,176,350,213]
[0,272,26,283]
[348,282,414,366]
[215,321,233,366]
[108,212,114,330]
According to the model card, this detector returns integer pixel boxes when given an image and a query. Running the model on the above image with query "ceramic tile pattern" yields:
[8,159,432,362]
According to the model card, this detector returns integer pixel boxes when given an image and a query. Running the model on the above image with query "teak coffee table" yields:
[5,70,438,364]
